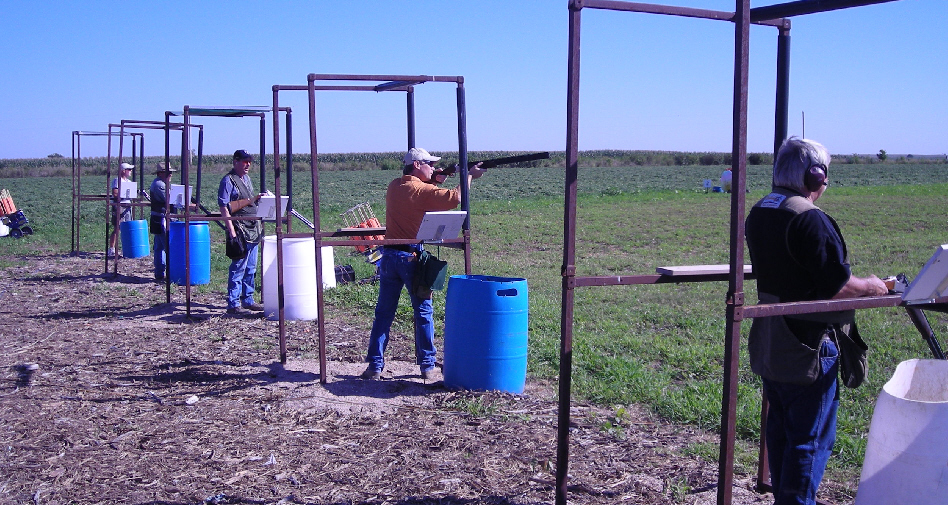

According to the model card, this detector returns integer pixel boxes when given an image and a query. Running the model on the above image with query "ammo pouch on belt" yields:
[749,292,865,387]
[149,213,165,235]
[412,250,448,298]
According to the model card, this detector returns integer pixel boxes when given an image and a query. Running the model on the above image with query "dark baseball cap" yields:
[233,149,253,161]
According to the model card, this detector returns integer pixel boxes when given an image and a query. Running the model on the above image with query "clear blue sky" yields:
[1,0,944,159]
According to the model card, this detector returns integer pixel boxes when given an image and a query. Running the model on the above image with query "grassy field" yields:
[2,163,948,482]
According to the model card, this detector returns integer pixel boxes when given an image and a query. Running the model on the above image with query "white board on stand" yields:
[256,195,290,221]
[118,180,138,200]
[416,211,467,242]
[169,184,192,208]
[903,244,948,304]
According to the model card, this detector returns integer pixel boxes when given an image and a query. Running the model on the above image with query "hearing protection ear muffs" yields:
[804,163,827,192]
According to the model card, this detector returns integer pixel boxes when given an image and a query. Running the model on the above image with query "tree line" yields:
[1,149,943,179]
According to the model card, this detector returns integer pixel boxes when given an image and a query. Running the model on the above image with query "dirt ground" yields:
[0,252,852,505]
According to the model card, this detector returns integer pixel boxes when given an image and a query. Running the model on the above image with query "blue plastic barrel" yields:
[169,221,210,285]
[119,219,149,258]
[443,275,529,393]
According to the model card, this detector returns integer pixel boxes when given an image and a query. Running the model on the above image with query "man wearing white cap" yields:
[107,162,135,258]
[362,147,486,381]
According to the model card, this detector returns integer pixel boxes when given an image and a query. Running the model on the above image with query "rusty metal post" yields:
[105,126,115,274]
[272,88,288,363]
[308,76,328,383]
[286,108,294,229]
[719,2,750,505]
[456,79,473,274]
[182,106,193,317]
[556,3,583,505]
[259,115,267,193]
[162,113,173,304]
[195,128,203,206]
[774,21,792,155]
[71,132,78,254]
[407,86,416,149]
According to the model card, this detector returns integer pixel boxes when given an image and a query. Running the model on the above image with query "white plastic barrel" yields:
[854,359,948,505]
[261,236,335,321]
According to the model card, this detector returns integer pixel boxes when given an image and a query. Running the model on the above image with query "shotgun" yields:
[432,151,550,178]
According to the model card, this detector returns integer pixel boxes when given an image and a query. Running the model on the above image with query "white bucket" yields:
[854,359,948,505]
[0,221,8,237]
[261,236,335,321]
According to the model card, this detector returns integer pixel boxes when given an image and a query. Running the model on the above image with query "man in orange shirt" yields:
[362,148,485,380]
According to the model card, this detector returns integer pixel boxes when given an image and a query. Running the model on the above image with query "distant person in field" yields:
[361,147,485,381]
[107,162,135,258]
[149,162,178,281]
[745,137,887,505]
[218,149,266,315]
[719,166,733,193]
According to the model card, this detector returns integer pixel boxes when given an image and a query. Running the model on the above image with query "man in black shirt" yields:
[745,137,887,505]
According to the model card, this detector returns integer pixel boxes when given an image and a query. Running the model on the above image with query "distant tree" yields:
[379,159,401,171]
[48,153,64,158]
[877,149,887,162]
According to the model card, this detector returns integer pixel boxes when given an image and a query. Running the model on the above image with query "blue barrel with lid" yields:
[443,275,528,394]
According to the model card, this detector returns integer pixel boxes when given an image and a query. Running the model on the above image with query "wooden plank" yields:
[333,227,386,236]
[656,264,753,276]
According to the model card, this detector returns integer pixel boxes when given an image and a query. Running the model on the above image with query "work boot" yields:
[242,302,264,312]
[360,367,382,380]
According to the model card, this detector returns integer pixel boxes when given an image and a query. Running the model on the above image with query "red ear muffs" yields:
[804,163,827,192]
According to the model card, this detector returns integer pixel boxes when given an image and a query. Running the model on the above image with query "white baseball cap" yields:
[120,162,134,170]
[403,147,441,164]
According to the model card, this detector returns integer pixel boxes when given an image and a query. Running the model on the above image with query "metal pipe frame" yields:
[557,1,908,504]
[169,106,270,317]
[103,125,144,274]
[103,120,204,277]
[271,73,469,384]
[70,130,137,256]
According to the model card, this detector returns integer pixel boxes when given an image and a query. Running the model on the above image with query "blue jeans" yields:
[153,233,168,279]
[365,249,435,373]
[227,241,259,309]
[762,338,839,505]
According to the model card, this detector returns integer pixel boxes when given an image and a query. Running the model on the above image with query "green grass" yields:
[3,163,948,484]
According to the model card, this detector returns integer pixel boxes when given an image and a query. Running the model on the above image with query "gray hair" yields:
[772,137,831,192]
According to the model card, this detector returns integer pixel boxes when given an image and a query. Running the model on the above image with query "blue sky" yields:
[1,0,944,159]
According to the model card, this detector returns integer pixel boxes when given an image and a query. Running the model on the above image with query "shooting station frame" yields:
[71,129,142,257]
[103,119,205,277]
[269,73,474,384]
[163,105,292,315]
[556,2,944,505]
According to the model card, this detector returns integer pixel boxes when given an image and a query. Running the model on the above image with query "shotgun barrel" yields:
[433,151,550,177]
